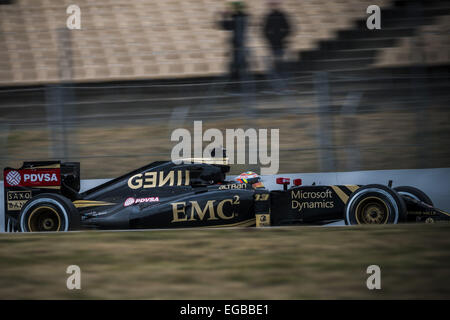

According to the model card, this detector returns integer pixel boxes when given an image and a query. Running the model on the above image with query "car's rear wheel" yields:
[19,193,80,232]
[345,184,407,225]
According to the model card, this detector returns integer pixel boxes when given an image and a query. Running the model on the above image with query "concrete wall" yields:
[1,168,449,232]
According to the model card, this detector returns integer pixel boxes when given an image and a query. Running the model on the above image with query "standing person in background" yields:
[263,0,291,78]
[218,1,249,81]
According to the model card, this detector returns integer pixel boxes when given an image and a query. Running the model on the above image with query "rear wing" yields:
[3,161,80,231]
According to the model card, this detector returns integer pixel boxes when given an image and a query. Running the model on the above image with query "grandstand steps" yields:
[293,0,449,73]
[319,38,398,51]
[393,0,450,10]
[1,0,447,85]
[354,16,436,29]
[336,27,416,40]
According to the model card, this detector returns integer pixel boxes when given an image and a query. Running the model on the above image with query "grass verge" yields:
[1,224,450,299]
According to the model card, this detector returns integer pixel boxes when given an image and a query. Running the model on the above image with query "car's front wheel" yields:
[19,193,80,232]
[345,184,407,225]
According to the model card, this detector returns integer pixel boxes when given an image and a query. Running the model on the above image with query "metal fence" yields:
[1,63,448,178]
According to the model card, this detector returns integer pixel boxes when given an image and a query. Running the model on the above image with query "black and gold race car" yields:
[3,158,449,232]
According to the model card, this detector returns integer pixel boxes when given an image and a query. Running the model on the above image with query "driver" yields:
[235,171,265,188]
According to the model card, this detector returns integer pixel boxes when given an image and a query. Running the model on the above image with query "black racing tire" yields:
[19,193,80,232]
[394,186,433,206]
[345,184,407,225]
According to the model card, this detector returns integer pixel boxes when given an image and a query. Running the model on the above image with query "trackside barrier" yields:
[1,169,449,232]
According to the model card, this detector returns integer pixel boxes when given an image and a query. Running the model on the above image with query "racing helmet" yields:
[235,171,264,188]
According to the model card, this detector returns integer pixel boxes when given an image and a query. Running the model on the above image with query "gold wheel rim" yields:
[355,197,389,224]
[28,206,61,232]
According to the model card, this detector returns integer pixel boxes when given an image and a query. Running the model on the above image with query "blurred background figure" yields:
[217,1,249,81]
[263,0,292,89]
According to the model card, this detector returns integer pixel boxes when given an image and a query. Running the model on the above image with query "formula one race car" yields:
[3,158,449,232]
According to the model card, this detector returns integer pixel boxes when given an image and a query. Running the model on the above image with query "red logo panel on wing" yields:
[3,169,61,187]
